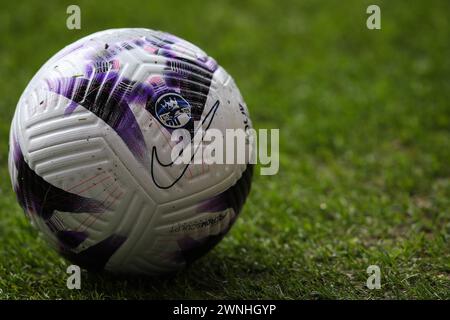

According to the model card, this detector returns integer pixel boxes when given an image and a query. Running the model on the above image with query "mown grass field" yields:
[0,0,449,299]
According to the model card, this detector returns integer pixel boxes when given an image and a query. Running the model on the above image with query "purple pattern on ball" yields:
[56,230,88,249]
[60,234,127,271]
[47,73,150,168]
[13,138,107,221]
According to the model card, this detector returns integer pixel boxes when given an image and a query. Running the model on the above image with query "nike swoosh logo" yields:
[151,100,220,189]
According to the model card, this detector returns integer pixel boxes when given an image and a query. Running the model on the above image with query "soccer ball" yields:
[8,29,253,274]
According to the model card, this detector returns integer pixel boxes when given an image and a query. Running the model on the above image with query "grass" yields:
[0,0,449,299]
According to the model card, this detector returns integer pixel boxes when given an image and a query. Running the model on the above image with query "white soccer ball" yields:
[8,28,253,274]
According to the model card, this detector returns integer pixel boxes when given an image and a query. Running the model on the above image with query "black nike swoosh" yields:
[150,100,220,189]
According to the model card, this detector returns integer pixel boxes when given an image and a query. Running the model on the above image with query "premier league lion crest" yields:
[155,93,192,129]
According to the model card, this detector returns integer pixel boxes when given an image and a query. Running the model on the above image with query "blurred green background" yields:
[0,0,449,299]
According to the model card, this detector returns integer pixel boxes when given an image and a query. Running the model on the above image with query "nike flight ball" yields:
[8,28,253,275]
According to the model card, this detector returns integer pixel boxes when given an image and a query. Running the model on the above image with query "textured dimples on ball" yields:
[8,29,253,275]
